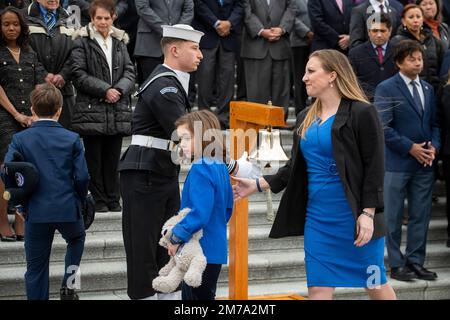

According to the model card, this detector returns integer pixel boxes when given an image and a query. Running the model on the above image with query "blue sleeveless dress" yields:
[301,115,387,288]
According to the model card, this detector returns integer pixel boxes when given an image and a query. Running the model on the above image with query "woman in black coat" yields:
[0,6,46,241]
[233,49,396,300]
[416,0,450,48]
[391,3,446,91]
[70,0,135,212]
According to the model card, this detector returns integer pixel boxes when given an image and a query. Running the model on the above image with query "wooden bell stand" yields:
[226,101,306,300]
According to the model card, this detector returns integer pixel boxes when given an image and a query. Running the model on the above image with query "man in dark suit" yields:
[134,0,194,84]
[374,40,440,282]
[308,0,353,52]
[350,0,403,49]
[348,12,396,100]
[241,0,295,118]
[4,83,90,300]
[192,0,244,129]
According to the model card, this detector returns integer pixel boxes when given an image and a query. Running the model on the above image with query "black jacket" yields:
[265,99,386,240]
[24,2,75,96]
[348,41,396,100]
[119,64,191,177]
[422,21,450,48]
[392,27,446,92]
[70,24,136,136]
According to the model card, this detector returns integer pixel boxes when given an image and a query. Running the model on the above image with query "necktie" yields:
[376,46,384,64]
[46,11,55,30]
[336,0,343,13]
[411,80,423,116]
[379,3,384,13]
[218,0,224,6]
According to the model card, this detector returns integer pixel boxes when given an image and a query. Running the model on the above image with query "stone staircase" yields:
[0,107,449,300]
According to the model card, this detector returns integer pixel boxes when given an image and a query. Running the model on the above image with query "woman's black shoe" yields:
[0,234,16,242]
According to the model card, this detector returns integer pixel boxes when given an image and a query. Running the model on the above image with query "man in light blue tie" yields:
[374,39,440,282]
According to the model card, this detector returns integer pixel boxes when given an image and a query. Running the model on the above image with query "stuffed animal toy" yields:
[152,208,207,293]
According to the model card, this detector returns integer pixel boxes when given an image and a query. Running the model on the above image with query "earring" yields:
[329,82,334,88]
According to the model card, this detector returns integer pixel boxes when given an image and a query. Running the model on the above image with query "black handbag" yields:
[82,193,96,230]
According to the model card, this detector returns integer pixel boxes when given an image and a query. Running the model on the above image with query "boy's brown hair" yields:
[30,83,63,117]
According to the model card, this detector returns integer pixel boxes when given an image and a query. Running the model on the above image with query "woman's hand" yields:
[354,212,374,247]
[231,176,259,201]
[105,88,121,103]
[14,112,32,127]
[51,74,66,88]
[168,243,180,257]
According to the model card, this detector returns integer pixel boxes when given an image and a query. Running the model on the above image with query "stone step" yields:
[1,242,449,299]
[38,265,450,300]
[1,217,447,268]
[216,267,450,300]
[11,197,443,237]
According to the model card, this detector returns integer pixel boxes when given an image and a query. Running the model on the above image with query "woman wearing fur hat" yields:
[70,0,135,214]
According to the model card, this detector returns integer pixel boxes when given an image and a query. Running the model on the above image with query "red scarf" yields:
[425,18,441,39]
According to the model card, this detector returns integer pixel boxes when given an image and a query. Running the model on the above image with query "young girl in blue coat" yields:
[168,110,234,300]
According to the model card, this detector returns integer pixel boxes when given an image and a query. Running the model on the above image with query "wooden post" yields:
[228,101,285,300]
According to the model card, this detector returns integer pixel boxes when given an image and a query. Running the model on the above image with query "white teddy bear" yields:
[152,208,207,293]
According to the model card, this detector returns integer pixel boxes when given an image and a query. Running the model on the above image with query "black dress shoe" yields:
[107,203,122,212]
[60,287,79,300]
[95,203,108,213]
[407,263,438,280]
[390,266,417,281]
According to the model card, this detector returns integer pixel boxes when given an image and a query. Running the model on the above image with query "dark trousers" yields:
[83,135,122,208]
[137,56,164,85]
[120,170,180,299]
[59,94,75,129]
[291,46,310,115]
[197,43,235,128]
[244,54,290,120]
[24,219,85,300]
[442,155,450,238]
[182,264,222,300]
[384,169,434,268]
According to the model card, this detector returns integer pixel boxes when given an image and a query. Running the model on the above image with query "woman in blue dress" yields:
[233,49,396,299]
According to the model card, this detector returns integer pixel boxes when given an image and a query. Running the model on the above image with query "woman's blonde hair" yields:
[299,49,369,138]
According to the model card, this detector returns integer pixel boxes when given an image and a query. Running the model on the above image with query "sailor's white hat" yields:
[162,24,204,43]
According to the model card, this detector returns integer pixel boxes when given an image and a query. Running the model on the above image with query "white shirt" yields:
[399,72,425,109]
[91,25,114,83]
[35,118,58,122]
[369,0,390,13]
[163,63,190,95]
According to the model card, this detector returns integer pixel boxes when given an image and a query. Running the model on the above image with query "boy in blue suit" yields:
[374,40,440,282]
[4,83,90,300]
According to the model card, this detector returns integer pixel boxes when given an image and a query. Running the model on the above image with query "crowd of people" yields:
[1,0,450,301]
